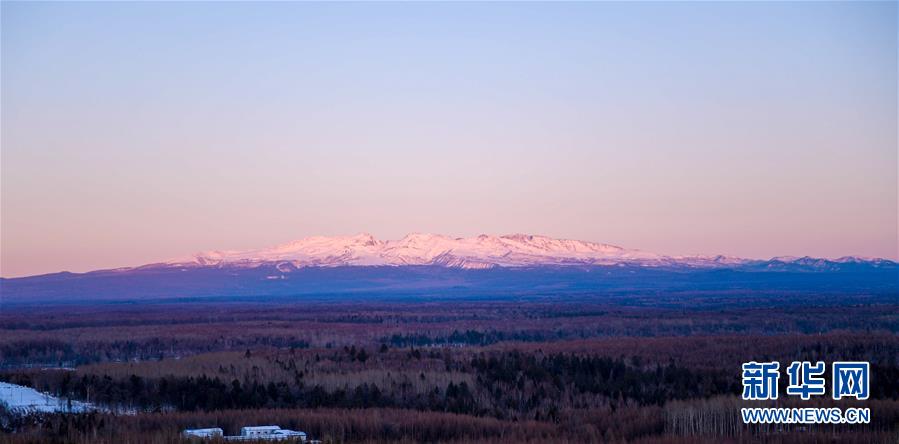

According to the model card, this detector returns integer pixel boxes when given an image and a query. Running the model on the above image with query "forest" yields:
[1,294,897,443]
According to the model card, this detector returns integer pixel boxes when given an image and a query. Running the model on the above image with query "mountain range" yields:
[162,233,891,271]
[2,233,895,305]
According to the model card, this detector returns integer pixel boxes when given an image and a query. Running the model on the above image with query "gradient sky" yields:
[2,1,897,277]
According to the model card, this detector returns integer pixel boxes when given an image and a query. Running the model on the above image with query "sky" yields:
[1,1,897,277]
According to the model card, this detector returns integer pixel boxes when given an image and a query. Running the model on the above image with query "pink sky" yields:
[2,2,896,277]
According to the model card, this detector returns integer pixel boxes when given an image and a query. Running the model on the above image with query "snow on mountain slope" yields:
[187,233,386,267]
[167,233,753,270]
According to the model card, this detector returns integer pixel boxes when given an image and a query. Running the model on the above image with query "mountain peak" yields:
[165,233,895,271]
[170,233,670,270]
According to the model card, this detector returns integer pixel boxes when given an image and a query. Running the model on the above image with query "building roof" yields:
[240,425,285,433]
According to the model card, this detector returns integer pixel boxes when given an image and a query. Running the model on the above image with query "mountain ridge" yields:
[2,233,894,305]
[3,234,894,281]
[154,233,893,272]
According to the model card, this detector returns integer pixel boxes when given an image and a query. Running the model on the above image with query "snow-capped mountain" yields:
[166,233,751,270]
[4,233,894,304]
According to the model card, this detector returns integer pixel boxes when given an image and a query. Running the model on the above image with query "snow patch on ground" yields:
[0,382,94,414]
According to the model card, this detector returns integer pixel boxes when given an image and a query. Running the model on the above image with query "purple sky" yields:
[2,2,896,277]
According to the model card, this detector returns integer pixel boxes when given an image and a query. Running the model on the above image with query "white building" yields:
[240,425,282,437]
[182,428,224,438]
[184,425,306,442]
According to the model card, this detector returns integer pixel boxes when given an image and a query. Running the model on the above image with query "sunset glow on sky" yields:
[1,1,896,277]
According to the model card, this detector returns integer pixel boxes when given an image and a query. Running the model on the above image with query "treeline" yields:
[4,301,898,368]
[383,329,563,347]
[0,337,312,368]
[0,352,763,420]
[472,351,736,410]
[3,343,899,443]
[6,343,899,421]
